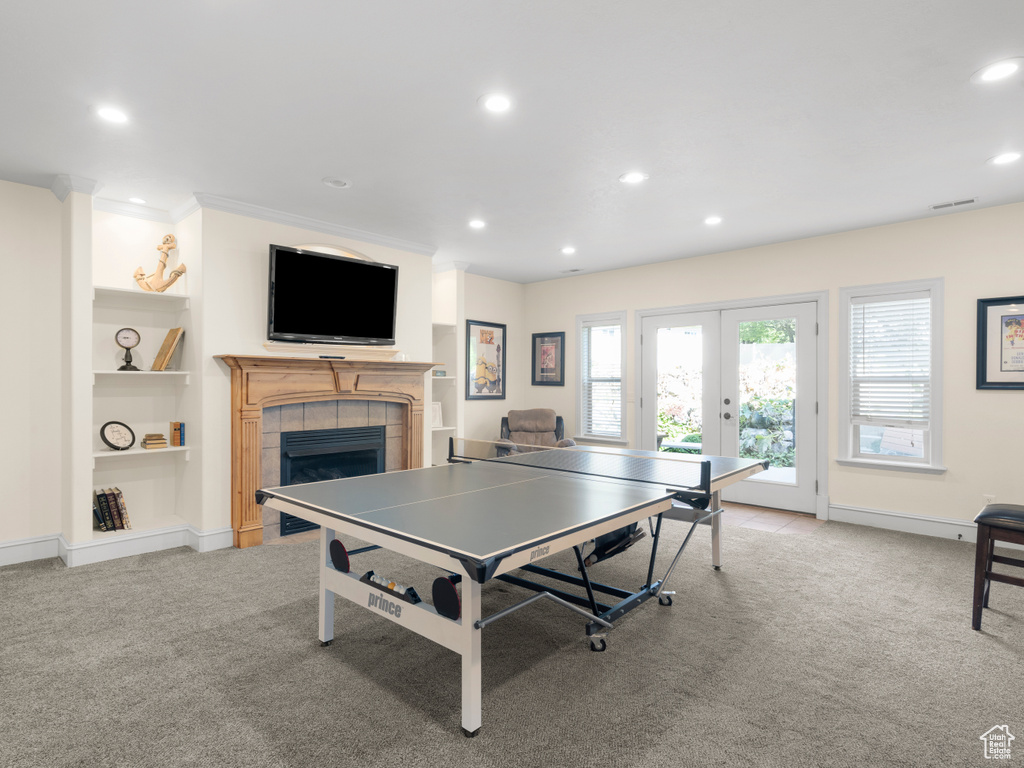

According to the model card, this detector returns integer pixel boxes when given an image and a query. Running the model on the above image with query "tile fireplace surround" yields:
[216,355,434,548]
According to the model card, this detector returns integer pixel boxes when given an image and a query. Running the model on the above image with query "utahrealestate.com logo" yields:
[980,725,1014,760]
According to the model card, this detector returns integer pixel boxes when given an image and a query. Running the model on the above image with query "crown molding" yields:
[93,198,173,224]
[50,174,102,202]
[192,192,437,257]
[433,260,471,272]
[169,196,201,223]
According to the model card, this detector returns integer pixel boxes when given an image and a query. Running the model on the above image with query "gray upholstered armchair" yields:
[498,408,576,452]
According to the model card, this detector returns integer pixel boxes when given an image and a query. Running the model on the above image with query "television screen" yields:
[268,245,399,345]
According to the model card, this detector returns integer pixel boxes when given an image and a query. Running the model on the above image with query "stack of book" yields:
[142,433,168,449]
[170,421,185,447]
[93,488,132,531]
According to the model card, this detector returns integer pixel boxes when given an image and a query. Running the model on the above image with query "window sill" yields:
[573,436,629,446]
[835,458,947,475]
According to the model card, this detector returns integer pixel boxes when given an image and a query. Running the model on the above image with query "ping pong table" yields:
[256,439,766,736]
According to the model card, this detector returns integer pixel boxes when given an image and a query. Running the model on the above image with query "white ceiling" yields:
[1,1,1022,283]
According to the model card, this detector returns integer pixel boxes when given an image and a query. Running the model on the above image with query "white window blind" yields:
[580,319,623,438]
[849,292,931,429]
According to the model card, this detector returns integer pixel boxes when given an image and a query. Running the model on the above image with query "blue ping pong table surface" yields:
[257,446,766,577]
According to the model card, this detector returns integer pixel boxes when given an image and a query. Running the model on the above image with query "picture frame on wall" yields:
[466,320,506,400]
[531,332,565,386]
[977,295,1024,390]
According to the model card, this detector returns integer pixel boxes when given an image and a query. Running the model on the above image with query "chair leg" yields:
[973,524,991,630]
[983,536,995,608]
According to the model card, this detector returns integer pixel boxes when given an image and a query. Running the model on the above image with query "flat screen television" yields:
[268,244,399,346]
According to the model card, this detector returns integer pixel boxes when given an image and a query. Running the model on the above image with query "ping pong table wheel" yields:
[320,640,332,647]
[658,594,673,606]
[589,638,607,653]
[461,726,481,738]
[329,539,350,573]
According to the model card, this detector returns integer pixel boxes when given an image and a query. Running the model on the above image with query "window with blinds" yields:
[579,314,625,439]
[839,279,943,469]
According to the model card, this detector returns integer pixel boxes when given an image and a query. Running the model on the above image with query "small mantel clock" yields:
[115,327,141,371]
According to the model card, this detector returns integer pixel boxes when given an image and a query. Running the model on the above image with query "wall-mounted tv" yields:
[268,244,399,346]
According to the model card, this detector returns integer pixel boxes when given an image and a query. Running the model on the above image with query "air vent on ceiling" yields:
[930,197,977,211]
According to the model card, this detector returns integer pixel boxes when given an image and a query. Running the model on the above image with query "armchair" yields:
[498,409,576,451]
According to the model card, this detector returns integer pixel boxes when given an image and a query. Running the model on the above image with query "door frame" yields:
[635,290,830,519]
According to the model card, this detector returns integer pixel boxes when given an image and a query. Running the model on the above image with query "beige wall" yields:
[520,202,1024,522]
[199,209,435,531]
[462,273,527,442]
[0,180,63,541]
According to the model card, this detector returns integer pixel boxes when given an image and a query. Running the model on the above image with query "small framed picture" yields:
[466,320,506,400]
[431,402,444,428]
[531,332,565,386]
[977,295,1024,390]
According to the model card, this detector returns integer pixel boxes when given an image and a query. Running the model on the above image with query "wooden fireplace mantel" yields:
[216,355,435,548]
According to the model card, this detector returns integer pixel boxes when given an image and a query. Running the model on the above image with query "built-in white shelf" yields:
[432,376,457,381]
[93,286,190,310]
[432,426,457,433]
[93,370,190,384]
[93,445,190,461]
[89,514,188,541]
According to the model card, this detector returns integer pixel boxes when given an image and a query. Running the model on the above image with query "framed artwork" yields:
[466,320,506,400]
[531,332,565,386]
[977,295,1024,390]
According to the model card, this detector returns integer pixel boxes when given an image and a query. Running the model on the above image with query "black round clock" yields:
[100,421,135,451]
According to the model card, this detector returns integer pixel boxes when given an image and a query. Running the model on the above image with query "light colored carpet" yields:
[1,520,1021,768]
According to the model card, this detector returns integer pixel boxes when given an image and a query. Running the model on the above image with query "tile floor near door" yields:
[721,503,825,534]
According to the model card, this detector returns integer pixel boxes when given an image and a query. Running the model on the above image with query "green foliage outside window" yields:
[738,395,795,467]
[739,320,796,344]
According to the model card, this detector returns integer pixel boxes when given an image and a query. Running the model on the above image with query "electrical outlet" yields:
[983,494,996,505]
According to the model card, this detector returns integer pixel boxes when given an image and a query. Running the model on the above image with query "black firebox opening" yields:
[279,426,385,536]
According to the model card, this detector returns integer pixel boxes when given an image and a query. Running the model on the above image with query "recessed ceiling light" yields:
[322,177,350,189]
[469,219,486,229]
[704,216,723,226]
[129,197,146,205]
[561,246,576,255]
[619,171,648,184]
[988,152,1021,166]
[971,57,1023,83]
[480,93,512,113]
[96,106,128,123]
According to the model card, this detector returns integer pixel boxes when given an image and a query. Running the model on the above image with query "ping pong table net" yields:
[448,437,712,499]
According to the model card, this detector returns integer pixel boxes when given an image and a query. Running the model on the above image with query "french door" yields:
[640,302,818,513]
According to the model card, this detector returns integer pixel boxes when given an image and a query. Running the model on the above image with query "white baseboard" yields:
[0,534,61,567]
[58,524,235,567]
[187,525,234,553]
[1,525,234,569]
[827,503,1024,548]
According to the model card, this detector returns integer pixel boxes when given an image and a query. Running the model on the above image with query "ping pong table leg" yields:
[460,577,483,737]
[319,527,336,646]
[710,491,723,570]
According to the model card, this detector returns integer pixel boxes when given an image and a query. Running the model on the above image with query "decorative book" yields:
[142,433,168,449]
[151,328,184,371]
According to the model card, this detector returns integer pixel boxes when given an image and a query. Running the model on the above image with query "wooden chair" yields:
[972,503,1024,630]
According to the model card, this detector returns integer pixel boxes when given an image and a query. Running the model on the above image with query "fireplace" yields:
[279,426,386,535]
[216,355,434,548]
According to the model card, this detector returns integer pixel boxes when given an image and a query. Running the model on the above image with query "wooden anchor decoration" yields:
[134,234,186,292]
